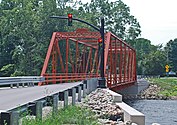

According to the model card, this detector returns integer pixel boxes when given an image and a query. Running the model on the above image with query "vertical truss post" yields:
[127,49,131,82]
[75,41,79,73]
[90,49,93,74]
[134,51,137,81]
[92,50,98,73]
[114,39,117,84]
[124,46,127,82]
[119,41,122,83]
[109,41,113,87]
[68,43,74,73]
[130,51,133,81]
[83,46,86,73]
[66,38,69,73]
[129,51,132,81]
[52,41,57,84]
[85,48,92,73]
[56,42,65,72]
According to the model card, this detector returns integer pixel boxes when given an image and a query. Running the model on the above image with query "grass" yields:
[148,77,177,97]
[22,106,100,125]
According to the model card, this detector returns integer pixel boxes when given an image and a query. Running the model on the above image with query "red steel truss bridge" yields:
[39,28,136,91]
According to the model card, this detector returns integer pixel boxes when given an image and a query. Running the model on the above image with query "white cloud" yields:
[122,0,177,45]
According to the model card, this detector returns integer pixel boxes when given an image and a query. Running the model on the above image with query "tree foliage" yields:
[0,0,142,76]
[165,38,177,72]
[82,0,141,41]
[134,38,167,75]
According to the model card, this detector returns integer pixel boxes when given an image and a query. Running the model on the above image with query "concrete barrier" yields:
[104,89,122,102]
[104,89,145,125]
[86,78,98,94]
[117,102,145,125]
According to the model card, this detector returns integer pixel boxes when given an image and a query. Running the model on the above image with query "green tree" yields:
[0,0,142,77]
[165,38,177,72]
[82,0,141,41]
[143,50,166,75]
[134,38,157,74]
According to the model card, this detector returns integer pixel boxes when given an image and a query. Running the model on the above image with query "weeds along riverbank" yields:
[141,77,177,100]
[22,106,99,125]
[21,89,129,125]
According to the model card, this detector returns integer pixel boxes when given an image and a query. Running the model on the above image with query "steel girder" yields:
[39,28,136,91]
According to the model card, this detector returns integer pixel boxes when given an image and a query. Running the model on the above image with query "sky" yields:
[81,0,177,45]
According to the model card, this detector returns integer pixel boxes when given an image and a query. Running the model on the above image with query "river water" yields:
[124,99,177,125]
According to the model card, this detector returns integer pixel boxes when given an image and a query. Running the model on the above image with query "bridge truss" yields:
[39,28,136,91]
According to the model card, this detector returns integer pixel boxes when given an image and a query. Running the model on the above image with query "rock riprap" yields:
[80,88,125,125]
[140,84,170,100]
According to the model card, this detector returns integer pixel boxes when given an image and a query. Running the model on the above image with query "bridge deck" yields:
[0,82,82,111]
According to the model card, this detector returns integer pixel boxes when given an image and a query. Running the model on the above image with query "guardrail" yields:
[0,76,45,88]
[0,78,98,125]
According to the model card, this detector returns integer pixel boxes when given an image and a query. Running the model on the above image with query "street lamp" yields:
[50,15,106,88]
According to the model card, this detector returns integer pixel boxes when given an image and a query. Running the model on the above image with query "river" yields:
[124,99,177,125]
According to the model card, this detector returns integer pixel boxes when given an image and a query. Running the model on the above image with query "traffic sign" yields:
[165,65,169,72]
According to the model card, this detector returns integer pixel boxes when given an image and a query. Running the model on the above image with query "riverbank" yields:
[22,88,134,125]
[140,77,177,100]
[80,88,125,125]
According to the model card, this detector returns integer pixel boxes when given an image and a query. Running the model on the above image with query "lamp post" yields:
[98,17,106,88]
[50,15,106,88]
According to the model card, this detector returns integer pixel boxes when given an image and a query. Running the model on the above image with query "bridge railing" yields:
[42,73,99,85]
[0,76,45,87]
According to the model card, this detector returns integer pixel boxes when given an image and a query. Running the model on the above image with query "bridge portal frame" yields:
[39,28,136,91]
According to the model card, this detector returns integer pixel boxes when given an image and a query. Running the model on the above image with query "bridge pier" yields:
[118,79,149,99]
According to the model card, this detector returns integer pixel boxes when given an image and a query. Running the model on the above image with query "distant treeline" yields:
[0,0,176,76]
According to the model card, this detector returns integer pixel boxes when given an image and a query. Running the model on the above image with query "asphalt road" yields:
[0,82,82,111]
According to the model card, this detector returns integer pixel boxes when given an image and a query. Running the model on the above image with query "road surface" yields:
[0,82,82,111]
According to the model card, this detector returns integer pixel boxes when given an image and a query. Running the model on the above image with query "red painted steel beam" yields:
[91,50,98,73]
[66,38,69,73]
[68,43,75,73]
[134,51,137,81]
[40,32,57,77]
[110,82,135,91]
[110,33,135,51]
[114,38,117,85]
[69,38,97,49]
[39,32,57,86]
[75,41,79,73]
[124,46,127,82]
[56,32,100,39]
[104,32,111,74]
[56,42,65,72]
[119,41,122,83]
[85,48,92,73]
